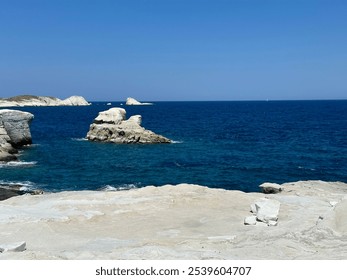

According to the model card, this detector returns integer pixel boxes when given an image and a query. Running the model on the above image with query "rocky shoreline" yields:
[0,180,346,259]
[0,184,43,201]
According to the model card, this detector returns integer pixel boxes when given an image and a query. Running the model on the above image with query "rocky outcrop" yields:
[0,109,34,161]
[86,108,171,144]
[0,184,44,201]
[259,182,283,194]
[0,95,90,107]
[125,97,153,105]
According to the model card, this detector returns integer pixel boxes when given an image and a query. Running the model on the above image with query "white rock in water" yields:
[86,108,171,144]
[254,198,280,224]
[60,96,91,106]
[126,97,153,105]
[0,241,26,253]
[0,109,34,161]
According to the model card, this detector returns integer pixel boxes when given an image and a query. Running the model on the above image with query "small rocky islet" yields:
[86,107,171,144]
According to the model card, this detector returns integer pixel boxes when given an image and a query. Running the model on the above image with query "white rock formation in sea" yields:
[0,180,346,260]
[86,107,171,144]
[125,97,153,105]
[0,109,34,161]
[0,95,90,107]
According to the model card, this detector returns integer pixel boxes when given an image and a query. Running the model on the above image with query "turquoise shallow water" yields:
[1,100,347,192]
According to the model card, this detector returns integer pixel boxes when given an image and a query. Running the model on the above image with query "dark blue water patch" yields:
[1,100,347,192]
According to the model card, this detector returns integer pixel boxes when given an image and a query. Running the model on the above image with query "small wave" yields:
[0,161,37,168]
[99,184,140,192]
[298,166,316,171]
[0,180,36,188]
[28,144,41,147]
[171,140,184,144]
[71,138,88,141]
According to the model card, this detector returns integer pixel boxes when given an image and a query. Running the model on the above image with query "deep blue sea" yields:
[1,100,347,193]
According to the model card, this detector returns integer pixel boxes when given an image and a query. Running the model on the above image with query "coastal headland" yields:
[0,95,90,107]
[0,180,346,259]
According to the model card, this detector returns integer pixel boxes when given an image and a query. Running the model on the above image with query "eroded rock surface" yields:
[0,181,346,260]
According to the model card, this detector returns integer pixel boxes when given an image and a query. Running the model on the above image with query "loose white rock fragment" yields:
[244,216,257,225]
[329,201,338,207]
[254,198,280,224]
[0,241,26,253]
[267,220,278,227]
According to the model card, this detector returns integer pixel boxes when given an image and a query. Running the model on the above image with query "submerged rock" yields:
[86,107,171,144]
[0,109,34,161]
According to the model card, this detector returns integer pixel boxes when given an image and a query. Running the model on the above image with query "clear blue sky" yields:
[0,0,346,101]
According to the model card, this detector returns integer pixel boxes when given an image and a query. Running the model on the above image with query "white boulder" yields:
[259,182,283,194]
[253,198,280,224]
[244,216,257,225]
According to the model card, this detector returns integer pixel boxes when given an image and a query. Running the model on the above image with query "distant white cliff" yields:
[0,95,91,107]
[125,97,153,106]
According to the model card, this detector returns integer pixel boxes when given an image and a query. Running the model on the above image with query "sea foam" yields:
[0,161,37,168]
[99,184,140,192]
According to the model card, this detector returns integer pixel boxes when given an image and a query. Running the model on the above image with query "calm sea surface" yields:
[1,100,347,192]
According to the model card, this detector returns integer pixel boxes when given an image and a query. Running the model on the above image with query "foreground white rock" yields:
[0,95,90,107]
[0,241,26,253]
[0,181,346,260]
[252,198,281,225]
[126,97,153,105]
[86,107,171,143]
